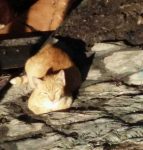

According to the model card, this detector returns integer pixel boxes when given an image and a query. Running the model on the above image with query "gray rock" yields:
[86,69,102,80]
[125,70,143,85]
[91,42,127,56]
[1,42,143,149]
[104,50,143,75]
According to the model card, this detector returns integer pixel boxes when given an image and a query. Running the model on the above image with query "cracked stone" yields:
[125,71,143,85]
[91,42,127,56]
[0,119,44,142]
[104,50,143,75]
[86,69,102,80]
[1,42,143,149]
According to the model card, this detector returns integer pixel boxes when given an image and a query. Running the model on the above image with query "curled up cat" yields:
[10,43,82,114]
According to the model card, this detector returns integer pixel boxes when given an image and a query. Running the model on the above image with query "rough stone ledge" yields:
[1,42,143,149]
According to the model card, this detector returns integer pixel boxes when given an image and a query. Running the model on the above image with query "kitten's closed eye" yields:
[41,91,48,95]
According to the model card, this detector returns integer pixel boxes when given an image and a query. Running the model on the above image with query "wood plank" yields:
[0,35,47,69]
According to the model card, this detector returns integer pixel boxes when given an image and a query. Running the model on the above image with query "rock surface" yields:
[56,0,143,48]
[1,42,143,149]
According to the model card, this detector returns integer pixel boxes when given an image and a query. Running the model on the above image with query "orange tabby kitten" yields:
[10,43,81,114]
[28,70,75,114]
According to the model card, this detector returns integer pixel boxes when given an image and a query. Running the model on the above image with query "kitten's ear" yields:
[57,70,65,86]
[32,77,43,88]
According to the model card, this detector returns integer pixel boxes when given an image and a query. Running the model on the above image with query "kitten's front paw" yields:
[10,76,28,86]
[59,96,73,110]
[10,77,23,86]
[28,96,73,115]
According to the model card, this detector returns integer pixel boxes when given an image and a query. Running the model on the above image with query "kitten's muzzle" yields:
[48,95,55,101]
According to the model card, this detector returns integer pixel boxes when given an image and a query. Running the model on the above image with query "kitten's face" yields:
[33,70,65,101]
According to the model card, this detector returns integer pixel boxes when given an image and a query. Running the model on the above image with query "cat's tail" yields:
[10,75,28,86]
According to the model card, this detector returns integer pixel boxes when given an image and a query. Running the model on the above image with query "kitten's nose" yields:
[49,95,55,101]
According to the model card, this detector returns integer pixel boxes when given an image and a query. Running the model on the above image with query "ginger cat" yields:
[10,43,81,114]
[26,0,70,31]
[0,0,70,34]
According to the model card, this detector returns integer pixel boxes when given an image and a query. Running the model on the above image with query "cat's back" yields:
[25,43,75,78]
[35,43,74,69]
[26,0,68,31]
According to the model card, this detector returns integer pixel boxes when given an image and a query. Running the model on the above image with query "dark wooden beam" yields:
[0,34,50,70]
